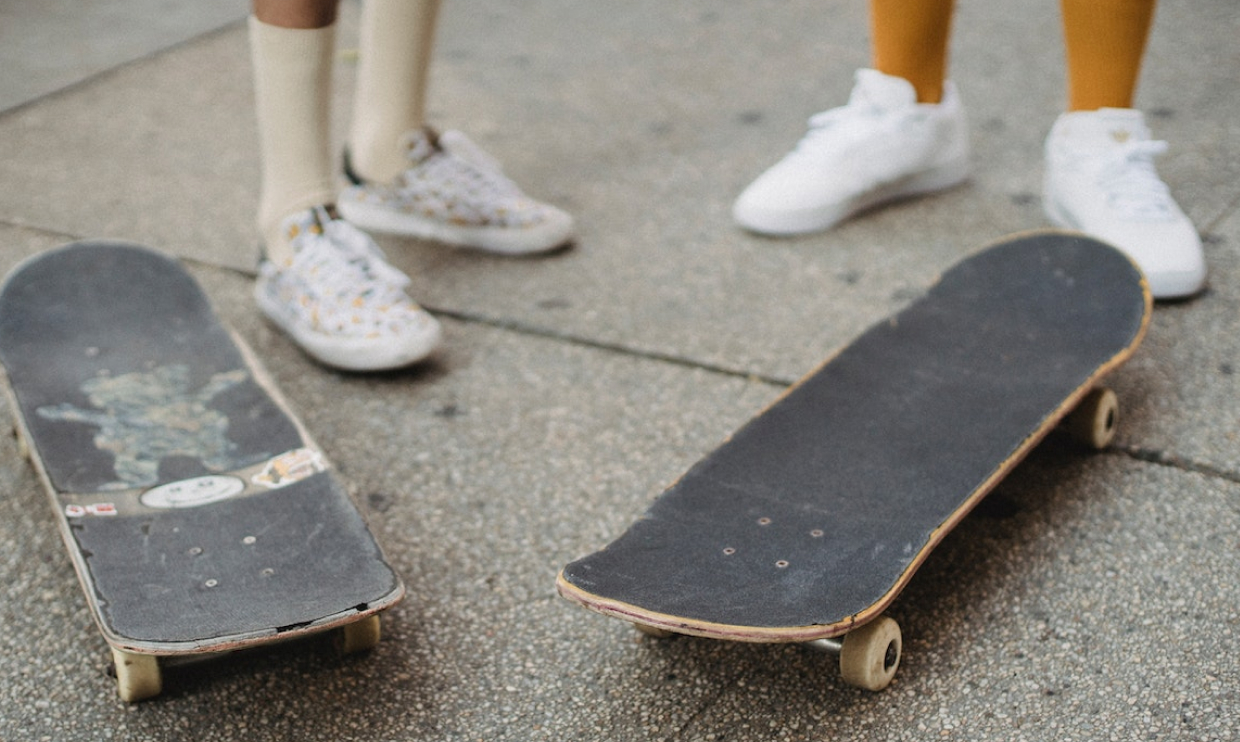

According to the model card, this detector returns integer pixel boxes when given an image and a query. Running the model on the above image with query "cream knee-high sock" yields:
[347,0,442,184]
[249,16,337,263]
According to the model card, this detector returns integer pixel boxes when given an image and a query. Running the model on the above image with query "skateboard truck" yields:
[803,617,903,692]
[107,614,383,702]
[634,616,904,692]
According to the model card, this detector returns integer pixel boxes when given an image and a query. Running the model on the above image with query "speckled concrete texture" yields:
[0,1,1237,740]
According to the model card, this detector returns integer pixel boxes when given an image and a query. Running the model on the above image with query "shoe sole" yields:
[1043,193,1206,300]
[734,155,971,236]
[254,281,442,372]
[338,197,574,256]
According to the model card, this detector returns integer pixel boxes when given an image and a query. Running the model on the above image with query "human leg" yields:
[253,0,337,30]
[732,0,967,236]
[869,0,955,104]
[1043,0,1205,299]
[347,0,440,184]
[250,0,337,262]
[249,0,441,369]
[337,0,574,254]
[1061,0,1153,111]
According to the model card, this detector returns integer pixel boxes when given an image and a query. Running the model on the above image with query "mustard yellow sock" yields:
[869,0,955,104]
[1061,0,1156,111]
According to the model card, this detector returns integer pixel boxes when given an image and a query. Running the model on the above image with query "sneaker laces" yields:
[313,208,411,290]
[402,129,522,199]
[439,129,505,174]
[801,104,878,151]
[797,74,914,155]
[269,207,421,336]
[1094,139,1175,220]
[395,129,545,227]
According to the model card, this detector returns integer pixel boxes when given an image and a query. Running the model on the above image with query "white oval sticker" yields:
[140,475,245,509]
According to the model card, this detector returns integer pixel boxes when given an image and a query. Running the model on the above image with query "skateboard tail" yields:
[556,571,865,643]
[101,587,406,655]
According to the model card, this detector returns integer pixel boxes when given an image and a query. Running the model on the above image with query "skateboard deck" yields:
[557,231,1151,691]
[0,242,404,701]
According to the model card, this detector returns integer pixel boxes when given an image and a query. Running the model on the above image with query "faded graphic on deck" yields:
[36,364,252,490]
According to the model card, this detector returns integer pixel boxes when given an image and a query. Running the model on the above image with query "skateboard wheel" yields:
[838,616,901,692]
[632,623,675,639]
[337,614,382,654]
[111,648,162,702]
[1065,387,1119,450]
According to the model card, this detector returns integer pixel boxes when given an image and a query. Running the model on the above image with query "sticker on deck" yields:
[140,475,246,509]
[251,448,326,489]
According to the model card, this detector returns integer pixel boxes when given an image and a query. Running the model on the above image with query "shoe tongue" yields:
[850,69,918,110]
[1067,108,1151,146]
[279,208,318,239]
[277,205,341,252]
[401,128,438,162]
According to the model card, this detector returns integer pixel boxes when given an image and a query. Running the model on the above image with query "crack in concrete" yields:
[436,308,1240,488]
[1114,444,1240,485]
[426,307,794,388]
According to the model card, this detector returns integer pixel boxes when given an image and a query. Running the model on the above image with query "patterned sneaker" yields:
[1043,108,1205,299]
[254,206,442,371]
[338,127,574,255]
[733,69,970,235]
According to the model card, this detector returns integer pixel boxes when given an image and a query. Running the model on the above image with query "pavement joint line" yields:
[358,308,1240,490]
[9,257,1233,493]
[666,678,738,742]
[0,19,247,119]
[629,650,747,742]
[0,219,82,242]
[1202,192,1240,234]
[1114,444,1240,486]
[426,306,796,388]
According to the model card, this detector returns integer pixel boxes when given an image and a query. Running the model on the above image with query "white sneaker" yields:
[1043,108,1205,299]
[255,206,442,371]
[733,69,970,235]
[339,128,574,255]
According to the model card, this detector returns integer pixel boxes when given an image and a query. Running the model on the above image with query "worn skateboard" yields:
[557,231,1151,691]
[0,242,404,702]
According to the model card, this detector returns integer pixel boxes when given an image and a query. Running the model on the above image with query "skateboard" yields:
[557,231,1151,691]
[0,242,404,702]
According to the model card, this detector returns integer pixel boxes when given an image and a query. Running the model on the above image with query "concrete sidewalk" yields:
[1,1,1237,739]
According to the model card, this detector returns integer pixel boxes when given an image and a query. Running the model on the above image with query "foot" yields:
[255,206,442,371]
[339,127,574,255]
[733,69,970,235]
[1043,108,1205,299]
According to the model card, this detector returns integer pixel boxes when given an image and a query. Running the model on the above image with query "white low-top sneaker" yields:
[733,68,970,235]
[1043,108,1205,299]
[339,127,574,255]
[255,206,442,371]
